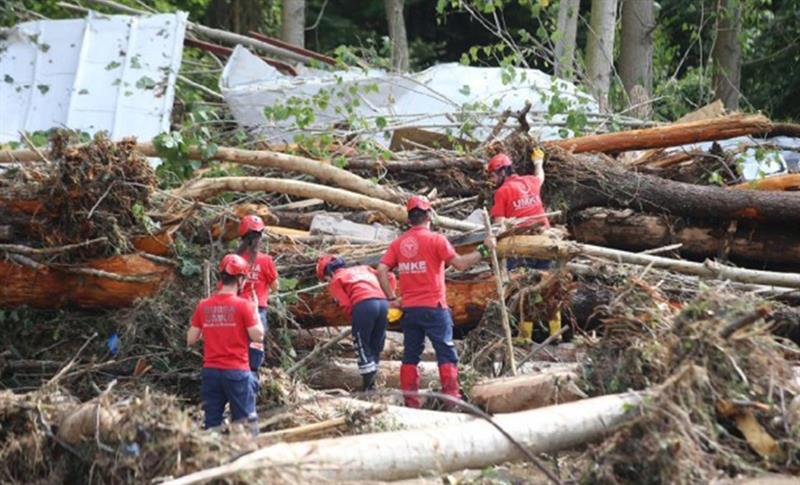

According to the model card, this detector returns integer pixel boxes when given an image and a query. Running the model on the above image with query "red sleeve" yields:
[437,234,457,263]
[261,255,278,284]
[380,241,398,268]
[191,304,203,328]
[328,277,353,316]
[490,189,508,218]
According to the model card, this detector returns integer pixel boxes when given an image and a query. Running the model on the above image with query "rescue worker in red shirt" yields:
[236,215,279,373]
[187,254,263,434]
[316,255,397,391]
[376,195,495,408]
[488,149,552,271]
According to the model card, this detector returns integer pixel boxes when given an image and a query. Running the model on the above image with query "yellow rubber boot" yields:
[515,320,534,344]
[548,310,562,343]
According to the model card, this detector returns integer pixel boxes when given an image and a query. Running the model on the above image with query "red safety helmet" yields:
[316,254,336,281]
[406,195,432,212]
[219,253,249,276]
[239,215,265,237]
[486,153,513,173]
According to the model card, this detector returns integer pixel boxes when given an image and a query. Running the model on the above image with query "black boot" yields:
[361,371,377,391]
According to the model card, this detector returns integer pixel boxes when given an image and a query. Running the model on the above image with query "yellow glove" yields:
[388,308,403,323]
[531,148,545,161]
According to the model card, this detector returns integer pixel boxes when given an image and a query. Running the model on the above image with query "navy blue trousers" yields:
[249,307,268,395]
[400,307,458,365]
[351,298,388,374]
[201,368,257,429]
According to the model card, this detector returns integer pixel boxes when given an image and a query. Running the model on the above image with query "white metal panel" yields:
[0,11,187,143]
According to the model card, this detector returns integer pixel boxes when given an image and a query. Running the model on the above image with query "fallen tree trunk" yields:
[163,391,644,484]
[570,207,800,266]
[469,370,586,414]
[292,272,500,328]
[546,150,800,224]
[0,255,173,309]
[545,114,771,153]
[173,177,480,232]
[499,235,800,289]
[730,174,800,191]
[306,359,440,391]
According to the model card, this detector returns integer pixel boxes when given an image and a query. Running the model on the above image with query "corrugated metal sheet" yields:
[0,11,187,143]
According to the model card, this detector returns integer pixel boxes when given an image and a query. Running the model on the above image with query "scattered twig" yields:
[287,328,352,376]
[719,306,772,339]
[0,237,107,255]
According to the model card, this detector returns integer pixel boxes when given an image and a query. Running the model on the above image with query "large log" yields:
[292,273,499,328]
[469,370,586,414]
[547,150,800,224]
[501,235,800,289]
[545,114,771,153]
[570,208,800,266]
[288,328,439,361]
[0,255,172,309]
[163,391,644,484]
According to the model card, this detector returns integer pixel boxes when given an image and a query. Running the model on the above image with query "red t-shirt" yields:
[239,252,278,307]
[490,174,550,228]
[380,225,456,308]
[191,292,257,370]
[328,265,396,317]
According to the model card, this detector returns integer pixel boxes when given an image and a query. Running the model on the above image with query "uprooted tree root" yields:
[581,289,800,484]
[2,131,156,260]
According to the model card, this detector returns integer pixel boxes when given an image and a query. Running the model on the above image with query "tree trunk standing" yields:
[385,0,410,71]
[713,0,742,111]
[619,0,654,118]
[585,0,619,110]
[281,0,305,48]
[554,0,580,80]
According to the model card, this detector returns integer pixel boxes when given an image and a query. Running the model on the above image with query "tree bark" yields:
[546,148,800,225]
[161,392,644,484]
[554,0,580,80]
[730,174,800,191]
[280,0,305,48]
[385,0,409,72]
[585,0,619,110]
[469,370,585,414]
[0,255,172,309]
[544,113,771,153]
[292,272,501,328]
[619,0,654,118]
[570,208,800,266]
[713,0,742,111]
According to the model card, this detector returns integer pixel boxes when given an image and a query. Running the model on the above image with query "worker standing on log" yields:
[236,215,279,379]
[316,255,397,391]
[187,254,263,434]
[377,195,496,408]
[488,149,551,271]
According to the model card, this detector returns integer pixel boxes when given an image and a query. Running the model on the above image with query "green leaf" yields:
[3,74,13,84]
[135,76,156,90]
[375,116,387,129]
[105,60,121,70]
[36,84,49,94]
[459,84,471,96]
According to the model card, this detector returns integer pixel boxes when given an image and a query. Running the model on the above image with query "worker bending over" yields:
[488,149,551,270]
[187,254,263,434]
[236,215,279,376]
[316,255,396,391]
[377,195,495,408]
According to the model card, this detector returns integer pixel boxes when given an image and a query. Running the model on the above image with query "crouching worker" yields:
[316,255,396,391]
[377,195,495,408]
[187,254,263,435]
